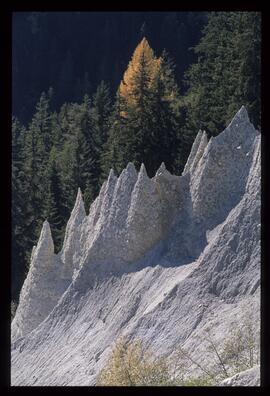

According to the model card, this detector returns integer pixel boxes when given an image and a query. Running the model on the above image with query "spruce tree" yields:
[50,111,64,150]
[92,81,112,154]
[57,102,81,216]
[24,91,53,222]
[77,95,99,209]
[12,117,29,299]
[90,81,113,187]
[184,12,261,137]
[57,96,101,213]
[13,90,56,287]
[147,50,185,174]
[44,147,68,251]
[31,91,54,154]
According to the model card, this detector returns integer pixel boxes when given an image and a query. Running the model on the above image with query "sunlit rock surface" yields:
[11,107,261,386]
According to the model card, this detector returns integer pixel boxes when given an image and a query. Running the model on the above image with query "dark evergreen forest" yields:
[13,12,206,124]
[12,11,261,302]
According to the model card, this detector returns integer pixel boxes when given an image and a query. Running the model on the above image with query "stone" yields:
[189,130,208,174]
[11,221,65,341]
[182,130,203,175]
[219,366,260,386]
[60,188,86,279]
[11,107,260,386]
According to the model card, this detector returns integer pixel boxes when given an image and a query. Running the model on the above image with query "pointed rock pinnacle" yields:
[100,180,107,195]
[105,169,117,193]
[183,130,203,175]
[201,131,208,145]
[159,162,166,171]
[189,131,208,174]
[36,220,54,256]
[126,162,137,177]
[138,163,148,179]
[156,162,166,176]
[73,188,86,218]
[230,106,250,128]
[116,163,137,188]
[40,220,52,239]
[239,105,248,116]
[108,168,115,180]
[218,106,255,145]
[63,188,86,241]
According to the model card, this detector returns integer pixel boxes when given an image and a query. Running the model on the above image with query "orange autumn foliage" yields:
[119,38,161,115]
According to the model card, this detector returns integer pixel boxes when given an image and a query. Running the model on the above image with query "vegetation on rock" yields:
[97,312,259,386]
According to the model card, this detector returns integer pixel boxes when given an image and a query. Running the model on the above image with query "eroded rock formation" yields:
[11,107,261,386]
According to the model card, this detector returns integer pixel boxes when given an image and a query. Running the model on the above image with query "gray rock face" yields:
[11,221,69,341]
[191,106,258,229]
[219,366,260,386]
[182,129,203,175]
[189,130,208,175]
[61,188,86,279]
[11,107,261,386]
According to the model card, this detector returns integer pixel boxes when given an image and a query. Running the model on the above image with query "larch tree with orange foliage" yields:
[101,37,185,179]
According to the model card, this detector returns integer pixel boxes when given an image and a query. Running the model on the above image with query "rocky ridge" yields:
[11,107,261,386]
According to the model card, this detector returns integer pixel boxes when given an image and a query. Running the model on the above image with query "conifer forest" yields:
[12,11,261,301]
